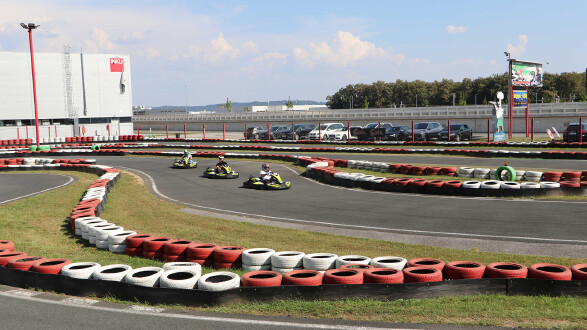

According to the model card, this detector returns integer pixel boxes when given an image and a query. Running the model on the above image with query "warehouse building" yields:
[0,49,133,141]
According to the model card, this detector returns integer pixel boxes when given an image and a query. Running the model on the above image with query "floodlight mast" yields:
[21,22,41,147]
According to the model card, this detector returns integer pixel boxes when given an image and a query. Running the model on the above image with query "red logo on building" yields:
[110,58,124,72]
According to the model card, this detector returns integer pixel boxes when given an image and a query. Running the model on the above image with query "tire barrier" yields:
[485,262,528,279]
[1,157,586,306]
[160,268,200,289]
[0,240,15,252]
[241,271,283,287]
[186,243,217,266]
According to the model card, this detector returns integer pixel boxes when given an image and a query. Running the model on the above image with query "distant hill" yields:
[150,100,326,113]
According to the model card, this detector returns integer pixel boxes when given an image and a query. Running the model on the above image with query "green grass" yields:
[0,169,586,329]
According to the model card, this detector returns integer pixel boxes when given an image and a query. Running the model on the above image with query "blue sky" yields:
[1,0,585,106]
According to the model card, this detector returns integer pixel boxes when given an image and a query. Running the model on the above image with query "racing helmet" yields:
[262,163,270,171]
[183,149,189,154]
[218,155,224,161]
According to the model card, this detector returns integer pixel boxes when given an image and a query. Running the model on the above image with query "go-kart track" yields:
[91,153,587,258]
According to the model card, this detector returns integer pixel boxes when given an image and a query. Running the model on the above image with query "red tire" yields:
[282,270,323,286]
[0,251,27,266]
[403,266,443,283]
[364,268,404,284]
[571,264,587,280]
[561,171,581,182]
[410,166,426,175]
[440,167,457,175]
[214,261,242,270]
[30,258,71,274]
[339,263,375,273]
[528,263,572,281]
[560,181,580,188]
[187,243,217,260]
[142,236,172,252]
[392,178,412,186]
[323,269,363,284]
[407,179,427,187]
[0,240,15,252]
[125,234,153,248]
[444,261,486,279]
[163,254,186,262]
[399,165,412,174]
[241,271,283,287]
[163,240,194,255]
[142,250,164,260]
[485,262,528,278]
[443,180,462,188]
[407,258,445,271]
[214,246,245,263]
[425,180,445,188]
[425,167,442,175]
[7,256,46,271]
[543,172,563,182]
[125,246,144,257]
[0,249,8,253]
[185,258,213,267]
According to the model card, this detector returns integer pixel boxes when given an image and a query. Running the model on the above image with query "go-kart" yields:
[204,164,239,179]
[173,157,198,169]
[243,172,291,190]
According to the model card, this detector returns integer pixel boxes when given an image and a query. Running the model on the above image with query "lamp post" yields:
[21,22,41,147]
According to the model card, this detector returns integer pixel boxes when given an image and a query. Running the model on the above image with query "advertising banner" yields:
[110,58,124,72]
[511,61,543,87]
[513,90,528,107]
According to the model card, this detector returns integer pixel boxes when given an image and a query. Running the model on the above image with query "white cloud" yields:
[85,28,114,52]
[293,31,386,67]
[204,32,239,62]
[145,48,160,58]
[446,25,468,34]
[506,34,528,58]
[253,52,287,67]
[242,41,259,54]
[118,31,147,44]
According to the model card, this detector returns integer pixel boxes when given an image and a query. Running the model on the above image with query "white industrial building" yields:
[251,104,328,112]
[0,50,133,141]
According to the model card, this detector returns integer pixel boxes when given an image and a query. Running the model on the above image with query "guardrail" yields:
[134,103,587,123]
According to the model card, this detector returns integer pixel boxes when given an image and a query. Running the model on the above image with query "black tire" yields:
[422,134,427,142]
[253,134,259,140]
[295,134,299,140]
[342,135,347,141]
[322,134,328,140]
[454,134,460,142]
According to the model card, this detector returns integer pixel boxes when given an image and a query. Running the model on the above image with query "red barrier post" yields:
[184,123,187,138]
[26,126,29,139]
[78,126,81,137]
[17,127,20,139]
[166,124,169,139]
[48,126,51,138]
[54,125,57,137]
[223,123,225,140]
[137,123,140,135]
[580,117,583,143]
[347,121,350,142]
[107,124,110,136]
[292,122,295,140]
[318,121,321,141]
[411,120,414,142]
[244,123,247,140]
[487,118,490,142]
[531,118,534,142]
[447,119,451,142]
[267,122,270,141]
[378,120,381,142]
[202,123,205,139]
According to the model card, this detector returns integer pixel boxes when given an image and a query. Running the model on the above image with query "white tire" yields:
[162,262,202,275]
[108,231,137,245]
[459,167,474,176]
[87,223,115,238]
[501,182,521,189]
[525,171,543,178]
[271,266,303,274]
[243,264,272,271]
[80,219,108,239]
[197,271,240,291]
[521,182,541,189]
[242,248,275,266]
[347,160,357,169]
[271,251,305,268]
[480,180,501,189]
[95,226,124,241]
[335,255,371,268]
[540,182,560,188]
[93,264,133,281]
[473,168,490,179]
[74,217,102,236]
[89,235,97,245]
[462,181,481,189]
[124,267,164,287]
[369,256,408,270]
[61,262,101,279]
[95,239,109,249]
[108,243,126,253]
[160,269,200,289]
[303,253,338,271]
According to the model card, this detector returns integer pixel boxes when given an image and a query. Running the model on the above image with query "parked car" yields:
[440,124,473,141]
[280,124,317,140]
[408,122,443,141]
[244,126,263,139]
[258,125,289,140]
[327,126,360,141]
[563,123,587,142]
[384,125,410,141]
[353,122,392,141]
[308,123,345,140]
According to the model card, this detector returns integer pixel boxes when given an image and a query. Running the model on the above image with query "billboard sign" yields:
[513,90,528,107]
[110,58,124,72]
[511,61,543,87]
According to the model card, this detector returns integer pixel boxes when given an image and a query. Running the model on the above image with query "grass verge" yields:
[0,169,585,328]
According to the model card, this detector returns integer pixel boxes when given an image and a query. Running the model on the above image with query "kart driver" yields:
[215,155,228,173]
[182,150,193,164]
[260,163,272,184]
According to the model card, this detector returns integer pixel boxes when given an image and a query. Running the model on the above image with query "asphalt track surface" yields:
[90,155,587,258]
[0,172,74,205]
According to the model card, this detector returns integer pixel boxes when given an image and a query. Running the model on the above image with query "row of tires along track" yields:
[0,157,586,299]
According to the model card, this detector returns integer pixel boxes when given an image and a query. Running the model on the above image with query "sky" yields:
[1,0,586,106]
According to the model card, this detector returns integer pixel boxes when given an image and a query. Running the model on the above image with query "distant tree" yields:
[285,96,294,109]
[225,98,232,112]
[362,96,369,109]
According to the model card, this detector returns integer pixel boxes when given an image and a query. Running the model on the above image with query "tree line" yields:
[326,72,587,109]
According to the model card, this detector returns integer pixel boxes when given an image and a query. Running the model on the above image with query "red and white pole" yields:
[137,123,140,135]
[48,126,51,138]
[17,127,20,140]
[292,122,295,140]
[447,119,451,142]
[411,120,414,142]
[184,123,187,138]
[54,125,57,137]
[580,117,583,143]
[244,123,247,140]
[347,121,350,142]
[25,25,41,147]
[166,124,169,139]
[202,123,205,139]
[318,121,321,141]
[267,122,270,141]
